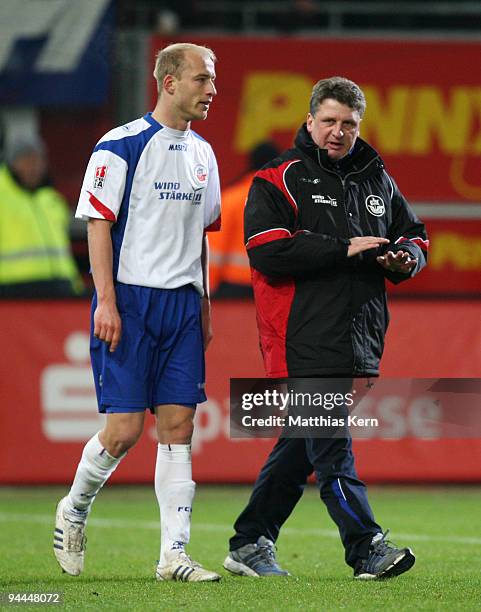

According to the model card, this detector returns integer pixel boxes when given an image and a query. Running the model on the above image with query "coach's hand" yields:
[201,296,213,350]
[377,250,417,274]
[94,299,122,352]
[347,236,390,257]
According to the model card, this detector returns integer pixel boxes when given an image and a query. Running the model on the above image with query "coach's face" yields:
[307,98,361,161]
[172,51,217,123]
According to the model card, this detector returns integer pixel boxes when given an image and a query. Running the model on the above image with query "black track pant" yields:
[229,380,381,568]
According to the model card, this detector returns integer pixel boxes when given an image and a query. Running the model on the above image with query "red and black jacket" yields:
[244,124,428,378]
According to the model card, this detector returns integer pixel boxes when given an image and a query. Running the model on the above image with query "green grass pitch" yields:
[0,485,480,611]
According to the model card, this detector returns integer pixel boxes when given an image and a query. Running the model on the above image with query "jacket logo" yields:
[365,194,385,217]
[312,194,337,207]
[300,177,321,184]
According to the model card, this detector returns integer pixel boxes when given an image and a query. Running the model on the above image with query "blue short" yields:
[90,283,206,413]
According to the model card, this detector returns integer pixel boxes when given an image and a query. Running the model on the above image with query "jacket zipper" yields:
[315,149,381,374]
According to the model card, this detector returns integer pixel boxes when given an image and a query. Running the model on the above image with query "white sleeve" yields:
[204,147,221,232]
[75,149,127,222]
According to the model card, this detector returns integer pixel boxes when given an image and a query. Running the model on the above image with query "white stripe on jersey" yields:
[75,114,221,295]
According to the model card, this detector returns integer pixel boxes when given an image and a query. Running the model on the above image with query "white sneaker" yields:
[155,550,221,582]
[53,497,86,576]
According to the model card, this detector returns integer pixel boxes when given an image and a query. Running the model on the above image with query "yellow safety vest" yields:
[0,164,81,290]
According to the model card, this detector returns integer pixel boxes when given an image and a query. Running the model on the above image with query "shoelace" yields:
[371,529,395,554]
[177,551,201,569]
[257,542,278,565]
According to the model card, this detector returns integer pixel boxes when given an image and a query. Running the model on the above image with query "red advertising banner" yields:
[150,36,481,204]
[1,300,481,484]
[149,36,481,295]
[389,217,481,295]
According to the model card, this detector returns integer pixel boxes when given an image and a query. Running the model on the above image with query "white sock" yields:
[155,443,196,566]
[63,432,124,523]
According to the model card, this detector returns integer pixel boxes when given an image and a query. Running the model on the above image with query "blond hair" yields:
[153,43,216,94]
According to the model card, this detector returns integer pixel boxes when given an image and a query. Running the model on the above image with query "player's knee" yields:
[111,434,139,456]
[101,427,142,456]
[160,415,194,444]
[101,412,145,456]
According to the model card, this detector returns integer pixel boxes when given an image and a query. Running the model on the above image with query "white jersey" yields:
[76,113,221,294]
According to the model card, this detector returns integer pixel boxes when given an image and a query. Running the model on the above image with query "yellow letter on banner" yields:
[361,86,409,154]
[410,87,471,154]
[430,232,481,270]
[469,89,481,153]
[234,72,313,153]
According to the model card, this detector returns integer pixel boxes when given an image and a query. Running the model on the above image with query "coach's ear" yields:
[306,113,314,133]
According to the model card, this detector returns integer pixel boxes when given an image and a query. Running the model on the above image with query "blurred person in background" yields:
[210,141,280,299]
[0,137,83,297]
[224,76,428,580]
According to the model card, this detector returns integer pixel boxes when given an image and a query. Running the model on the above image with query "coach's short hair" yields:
[310,77,366,117]
[153,43,216,94]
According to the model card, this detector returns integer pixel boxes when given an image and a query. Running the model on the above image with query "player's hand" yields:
[347,236,390,257]
[376,250,417,274]
[93,299,122,352]
[201,296,213,350]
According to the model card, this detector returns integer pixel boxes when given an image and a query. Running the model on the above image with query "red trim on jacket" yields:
[251,268,295,377]
[255,160,301,215]
[395,236,430,252]
[246,228,291,249]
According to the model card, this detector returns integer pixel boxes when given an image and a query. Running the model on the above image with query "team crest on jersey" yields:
[194,164,207,183]
[365,194,385,217]
[94,166,107,189]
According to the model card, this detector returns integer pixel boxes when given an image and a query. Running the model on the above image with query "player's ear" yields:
[163,74,176,96]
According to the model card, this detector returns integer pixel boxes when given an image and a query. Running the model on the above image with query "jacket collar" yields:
[294,123,384,179]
